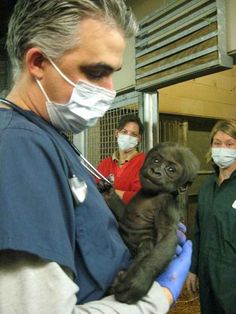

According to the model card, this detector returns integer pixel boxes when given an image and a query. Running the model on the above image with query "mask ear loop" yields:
[48,57,116,97]
[47,57,76,88]
[36,79,51,102]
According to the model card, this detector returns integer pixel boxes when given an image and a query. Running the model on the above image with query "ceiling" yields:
[0,0,17,39]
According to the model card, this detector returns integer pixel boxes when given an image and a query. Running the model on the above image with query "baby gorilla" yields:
[98,142,199,304]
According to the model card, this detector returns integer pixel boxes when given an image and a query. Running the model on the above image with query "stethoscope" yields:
[0,97,112,205]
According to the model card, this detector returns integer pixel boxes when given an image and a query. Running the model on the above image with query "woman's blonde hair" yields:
[206,119,236,163]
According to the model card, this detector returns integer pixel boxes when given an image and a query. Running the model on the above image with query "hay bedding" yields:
[169,288,200,314]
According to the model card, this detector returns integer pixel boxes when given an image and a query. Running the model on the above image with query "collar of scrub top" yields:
[0,97,113,205]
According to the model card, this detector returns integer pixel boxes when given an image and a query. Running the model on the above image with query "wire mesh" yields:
[86,104,139,167]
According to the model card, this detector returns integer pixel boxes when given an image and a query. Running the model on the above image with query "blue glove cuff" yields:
[156,240,192,302]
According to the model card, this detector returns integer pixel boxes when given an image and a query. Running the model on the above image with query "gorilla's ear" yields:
[178,181,192,193]
[179,186,187,193]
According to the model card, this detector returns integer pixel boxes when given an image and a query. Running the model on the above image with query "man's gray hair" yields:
[7,0,138,81]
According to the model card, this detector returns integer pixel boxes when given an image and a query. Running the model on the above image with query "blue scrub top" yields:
[0,108,132,303]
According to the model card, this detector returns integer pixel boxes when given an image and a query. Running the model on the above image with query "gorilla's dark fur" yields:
[98,142,199,304]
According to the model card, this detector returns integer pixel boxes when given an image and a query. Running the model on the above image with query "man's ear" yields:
[25,47,48,79]
[114,129,119,138]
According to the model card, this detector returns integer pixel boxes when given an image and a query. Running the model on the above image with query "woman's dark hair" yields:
[117,114,144,135]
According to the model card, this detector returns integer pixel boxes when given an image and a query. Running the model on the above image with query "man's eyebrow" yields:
[80,63,122,72]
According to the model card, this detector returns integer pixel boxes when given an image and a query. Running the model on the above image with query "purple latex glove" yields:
[176,222,187,255]
[156,240,192,302]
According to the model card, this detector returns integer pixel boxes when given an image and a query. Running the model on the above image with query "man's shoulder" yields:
[0,111,70,175]
[1,109,48,138]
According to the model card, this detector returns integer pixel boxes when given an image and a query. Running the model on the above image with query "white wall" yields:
[113,37,136,91]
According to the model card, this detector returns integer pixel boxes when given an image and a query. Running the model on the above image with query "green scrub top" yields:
[191,170,236,314]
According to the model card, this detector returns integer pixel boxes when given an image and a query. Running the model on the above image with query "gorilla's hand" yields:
[97,179,113,193]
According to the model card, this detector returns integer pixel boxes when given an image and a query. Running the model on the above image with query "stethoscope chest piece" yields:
[68,175,87,205]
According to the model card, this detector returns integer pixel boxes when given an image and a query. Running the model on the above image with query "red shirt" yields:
[97,152,145,204]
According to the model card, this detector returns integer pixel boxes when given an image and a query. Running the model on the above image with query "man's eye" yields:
[83,66,112,81]
[81,64,114,81]
[86,70,105,80]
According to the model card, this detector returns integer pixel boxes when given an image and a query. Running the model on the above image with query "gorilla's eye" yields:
[167,166,176,173]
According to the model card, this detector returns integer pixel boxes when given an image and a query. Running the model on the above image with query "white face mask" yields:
[36,59,116,133]
[117,134,139,152]
[211,147,236,168]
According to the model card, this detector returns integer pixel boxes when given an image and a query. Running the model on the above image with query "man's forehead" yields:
[76,18,126,65]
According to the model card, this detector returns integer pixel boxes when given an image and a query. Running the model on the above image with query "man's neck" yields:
[6,74,49,121]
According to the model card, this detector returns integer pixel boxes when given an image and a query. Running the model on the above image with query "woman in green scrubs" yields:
[187,119,236,314]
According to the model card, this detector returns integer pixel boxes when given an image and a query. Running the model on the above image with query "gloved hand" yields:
[156,240,192,302]
[176,222,187,255]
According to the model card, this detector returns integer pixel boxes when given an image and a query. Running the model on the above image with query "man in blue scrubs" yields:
[0,0,192,313]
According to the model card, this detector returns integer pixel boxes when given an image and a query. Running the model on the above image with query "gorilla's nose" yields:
[152,168,162,176]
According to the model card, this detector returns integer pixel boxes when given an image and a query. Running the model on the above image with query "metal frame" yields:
[135,0,233,91]
[143,92,159,151]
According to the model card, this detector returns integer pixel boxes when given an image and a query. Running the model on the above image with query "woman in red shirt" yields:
[97,114,145,204]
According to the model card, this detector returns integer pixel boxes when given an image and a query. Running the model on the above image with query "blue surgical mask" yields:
[36,59,116,133]
[211,147,236,168]
[117,134,139,152]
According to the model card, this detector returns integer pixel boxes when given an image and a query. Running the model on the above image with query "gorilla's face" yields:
[140,147,184,194]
